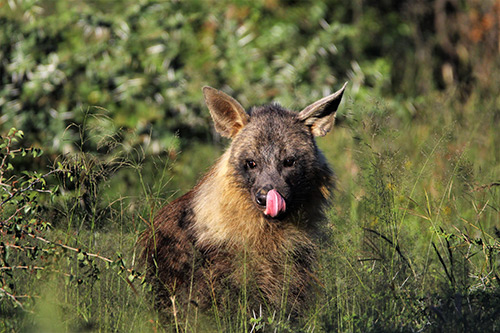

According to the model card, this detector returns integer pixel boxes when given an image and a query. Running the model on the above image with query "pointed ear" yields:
[298,82,347,137]
[203,86,249,138]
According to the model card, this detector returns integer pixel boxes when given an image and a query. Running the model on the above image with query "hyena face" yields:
[203,83,347,219]
[229,106,321,218]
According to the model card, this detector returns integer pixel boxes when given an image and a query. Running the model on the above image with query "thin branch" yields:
[26,232,114,264]
[0,266,44,271]
[0,205,28,226]
[364,228,412,269]
[432,242,454,286]
[1,221,139,276]
[472,181,500,192]
[0,286,32,312]
[0,169,67,207]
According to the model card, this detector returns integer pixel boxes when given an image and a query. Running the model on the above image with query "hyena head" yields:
[203,83,347,220]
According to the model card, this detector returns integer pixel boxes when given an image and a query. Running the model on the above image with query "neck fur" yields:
[191,151,315,252]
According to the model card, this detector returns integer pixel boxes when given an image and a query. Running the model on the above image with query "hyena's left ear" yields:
[203,86,249,138]
[298,82,348,137]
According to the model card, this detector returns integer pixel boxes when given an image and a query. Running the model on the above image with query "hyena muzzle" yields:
[141,83,347,318]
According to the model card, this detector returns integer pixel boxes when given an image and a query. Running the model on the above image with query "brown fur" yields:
[141,84,347,317]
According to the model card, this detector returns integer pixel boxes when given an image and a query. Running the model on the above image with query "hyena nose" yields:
[255,186,271,206]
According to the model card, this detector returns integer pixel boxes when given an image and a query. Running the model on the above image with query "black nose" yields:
[255,186,272,206]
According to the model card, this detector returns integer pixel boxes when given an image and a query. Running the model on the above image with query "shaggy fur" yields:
[141,84,347,317]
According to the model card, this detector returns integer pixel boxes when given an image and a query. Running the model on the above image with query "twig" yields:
[472,181,500,192]
[0,286,33,312]
[2,230,136,274]
[25,232,114,264]
[432,242,455,286]
[0,169,66,207]
[0,205,28,226]
[363,228,412,269]
[0,266,44,271]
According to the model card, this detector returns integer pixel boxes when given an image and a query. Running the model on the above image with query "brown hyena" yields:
[141,83,347,318]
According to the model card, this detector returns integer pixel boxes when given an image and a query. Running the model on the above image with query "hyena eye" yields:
[283,157,295,168]
[246,160,257,169]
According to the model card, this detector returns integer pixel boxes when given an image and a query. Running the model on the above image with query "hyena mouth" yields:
[264,189,286,218]
[254,188,286,218]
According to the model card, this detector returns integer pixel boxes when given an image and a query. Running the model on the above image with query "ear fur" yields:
[203,86,249,138]
[298,82,348,137]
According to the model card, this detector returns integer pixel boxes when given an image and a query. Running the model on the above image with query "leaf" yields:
[3,243,10,262]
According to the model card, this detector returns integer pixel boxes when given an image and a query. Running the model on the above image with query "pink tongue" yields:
[264,189,286,217]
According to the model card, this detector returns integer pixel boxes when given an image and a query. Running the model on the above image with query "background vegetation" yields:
[1,0,499,332]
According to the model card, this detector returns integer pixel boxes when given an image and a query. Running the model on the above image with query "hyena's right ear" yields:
[203,86,249,138]
[298,82,347,137]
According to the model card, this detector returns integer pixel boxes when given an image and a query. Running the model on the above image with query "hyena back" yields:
[141,83,347,316]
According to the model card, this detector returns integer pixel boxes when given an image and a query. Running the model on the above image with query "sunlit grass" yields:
[1,89,499,332]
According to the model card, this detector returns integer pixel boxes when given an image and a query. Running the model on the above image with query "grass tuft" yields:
[1,88,499,332]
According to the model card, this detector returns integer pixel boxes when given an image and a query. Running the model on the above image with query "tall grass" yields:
[317,90,499,332]
[1,88,499,332]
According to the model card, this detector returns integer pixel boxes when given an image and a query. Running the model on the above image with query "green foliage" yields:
[0,129,154,332]
[0,0,431,156]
